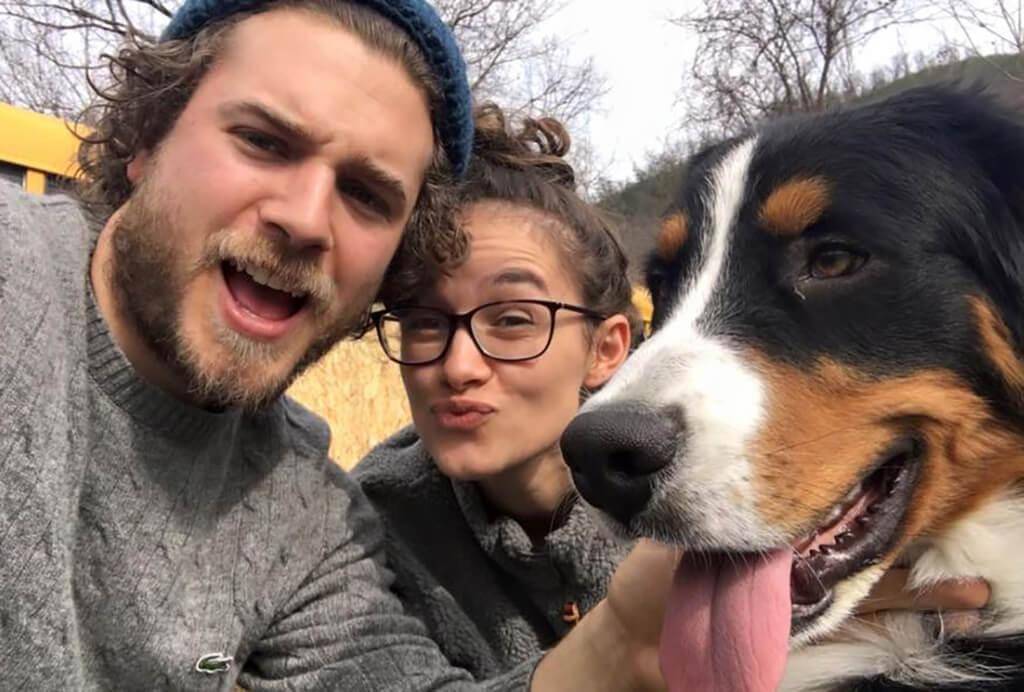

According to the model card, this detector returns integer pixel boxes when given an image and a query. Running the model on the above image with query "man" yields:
[0,0,671,688]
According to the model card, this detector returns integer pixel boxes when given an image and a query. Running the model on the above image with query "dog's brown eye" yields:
[809,246,867,280]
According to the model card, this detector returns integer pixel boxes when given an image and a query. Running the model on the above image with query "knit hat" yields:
[162,0,473,177]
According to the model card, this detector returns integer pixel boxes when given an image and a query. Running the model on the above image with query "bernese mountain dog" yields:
[561,85,1024,690]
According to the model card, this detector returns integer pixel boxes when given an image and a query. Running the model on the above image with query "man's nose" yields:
[260,163,335,253]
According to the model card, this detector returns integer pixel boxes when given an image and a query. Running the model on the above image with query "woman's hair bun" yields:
[471,102,576,188]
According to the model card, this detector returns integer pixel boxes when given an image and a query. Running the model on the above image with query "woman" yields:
[354,105,989,680]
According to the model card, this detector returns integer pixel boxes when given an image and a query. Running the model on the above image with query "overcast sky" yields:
[547,1,993,183]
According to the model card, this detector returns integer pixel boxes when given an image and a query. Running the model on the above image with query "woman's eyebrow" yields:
[489,269,549,292]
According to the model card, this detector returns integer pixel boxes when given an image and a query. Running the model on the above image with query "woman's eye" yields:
[404,316,445,333]
[493,312,533,328]
[808,245,868,280]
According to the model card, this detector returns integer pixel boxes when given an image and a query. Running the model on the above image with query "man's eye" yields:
[340,179,390,218]
[234,129,288,157]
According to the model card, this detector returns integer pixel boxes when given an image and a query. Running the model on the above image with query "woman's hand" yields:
[852,567,990,636]
[857,568,990,615]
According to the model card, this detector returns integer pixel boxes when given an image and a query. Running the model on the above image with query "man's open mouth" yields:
[222,259,309,323]
[789,436,923,633]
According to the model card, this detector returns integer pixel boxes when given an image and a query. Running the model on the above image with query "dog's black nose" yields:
[560,403,680,525]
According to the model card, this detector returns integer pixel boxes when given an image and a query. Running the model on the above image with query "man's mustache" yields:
[196,229,337,315]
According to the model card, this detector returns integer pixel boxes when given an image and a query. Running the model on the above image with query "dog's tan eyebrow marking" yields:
[656,212,689,261]
[758,176,831,237]
[971,296,1024,401]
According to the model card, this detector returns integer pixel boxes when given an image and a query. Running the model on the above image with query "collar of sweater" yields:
[85,275,242,440]
[450,468,624,593]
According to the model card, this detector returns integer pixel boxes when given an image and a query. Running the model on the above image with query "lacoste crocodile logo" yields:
[194,652,233,675]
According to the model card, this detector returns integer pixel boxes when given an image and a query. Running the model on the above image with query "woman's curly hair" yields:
[74,0,463,273]
[384,102,642,343]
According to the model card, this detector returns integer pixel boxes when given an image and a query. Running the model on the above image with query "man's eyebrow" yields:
[220,101,410,209]
[346,155,408,210]
[219,100,319,145]
[490,268,549,292]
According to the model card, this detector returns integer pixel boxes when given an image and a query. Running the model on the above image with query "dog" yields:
[561,85,1024,691]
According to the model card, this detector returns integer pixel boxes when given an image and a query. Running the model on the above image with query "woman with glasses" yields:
[353,105,990,682]
[355,104,638,679]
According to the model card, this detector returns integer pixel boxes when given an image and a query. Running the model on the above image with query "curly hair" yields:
[384,102,642,343]
[75,0,463,271]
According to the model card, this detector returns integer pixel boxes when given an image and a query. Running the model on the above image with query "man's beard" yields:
[109,179,371,411]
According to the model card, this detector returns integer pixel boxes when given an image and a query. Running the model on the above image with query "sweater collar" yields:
[84,264,241,440]
[450,475,625,592]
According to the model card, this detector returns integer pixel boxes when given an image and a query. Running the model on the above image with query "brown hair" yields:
[75,0,461,269]
[386,102,641,342]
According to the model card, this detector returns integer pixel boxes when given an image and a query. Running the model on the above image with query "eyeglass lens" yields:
[378,302,554,364]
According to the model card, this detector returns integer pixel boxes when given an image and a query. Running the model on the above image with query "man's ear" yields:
[125,149,151,185]
[584,314,631,390]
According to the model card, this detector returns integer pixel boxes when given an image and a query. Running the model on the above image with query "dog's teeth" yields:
[856,515,872,526]
[844,482,863,504]
[836,531,854,545]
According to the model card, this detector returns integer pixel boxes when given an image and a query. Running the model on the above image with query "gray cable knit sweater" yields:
[0,181,536,690]
[354,426,630,680]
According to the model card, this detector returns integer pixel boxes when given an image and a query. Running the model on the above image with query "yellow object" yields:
[632,286,653,336]
[0,102,83,193]
[23,169,47,194]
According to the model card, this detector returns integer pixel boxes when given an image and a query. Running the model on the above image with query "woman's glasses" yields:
[370,299,608,366]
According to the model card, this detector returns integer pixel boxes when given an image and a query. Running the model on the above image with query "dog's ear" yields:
[915,86,1024,348]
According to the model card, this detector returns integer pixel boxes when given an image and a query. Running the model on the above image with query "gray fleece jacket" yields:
[0,180,536,690]
[354,426,630,680]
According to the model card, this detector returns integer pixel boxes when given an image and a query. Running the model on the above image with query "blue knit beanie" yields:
[163,0,473,177]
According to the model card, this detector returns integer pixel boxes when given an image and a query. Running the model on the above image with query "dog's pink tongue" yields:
[660,549,792,692]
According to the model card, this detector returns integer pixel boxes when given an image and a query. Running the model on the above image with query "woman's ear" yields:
[584,314,631,389]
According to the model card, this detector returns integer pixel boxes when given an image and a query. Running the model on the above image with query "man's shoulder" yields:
[0,180,91,274]
[248,396,369,510]
[0,179,88,226]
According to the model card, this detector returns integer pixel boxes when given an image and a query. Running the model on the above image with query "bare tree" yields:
[672,0,920,138]
[0,0,173,118]
[435,0,608,194]
[946,0,1023,55]
[941,0,1023,82]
